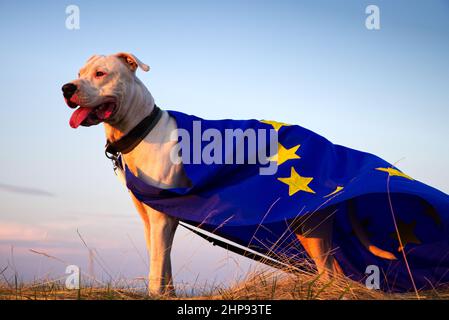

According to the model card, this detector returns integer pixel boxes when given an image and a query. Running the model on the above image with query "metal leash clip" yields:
[105,148,121,175]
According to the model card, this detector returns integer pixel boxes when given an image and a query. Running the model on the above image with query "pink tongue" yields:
[69,107,92,128]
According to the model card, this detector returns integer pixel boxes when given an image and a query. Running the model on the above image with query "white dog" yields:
[62,53,395,296]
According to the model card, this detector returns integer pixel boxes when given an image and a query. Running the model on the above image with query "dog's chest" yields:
[121,114,190,189]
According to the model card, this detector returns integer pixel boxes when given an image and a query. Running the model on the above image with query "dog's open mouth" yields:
[68,100,117,129]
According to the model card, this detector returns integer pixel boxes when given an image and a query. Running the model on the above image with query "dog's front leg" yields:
[148,207,178,296]
[130,194,152,256]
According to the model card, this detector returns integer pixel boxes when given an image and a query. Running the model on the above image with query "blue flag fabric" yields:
[125,110,449,292]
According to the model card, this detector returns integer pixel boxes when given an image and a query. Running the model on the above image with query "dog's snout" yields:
[62,83,77,99]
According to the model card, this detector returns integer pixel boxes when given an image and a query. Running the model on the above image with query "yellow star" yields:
[324,186,344,198]
[278,167,315,196]
[269,143,301,165]
[390,219,421,252]
[376,167,414,180]
[260,120,291,131]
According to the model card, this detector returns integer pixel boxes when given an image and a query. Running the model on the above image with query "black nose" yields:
[62,83,77,99]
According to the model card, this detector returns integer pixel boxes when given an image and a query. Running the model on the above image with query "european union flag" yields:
[125,110,449,292]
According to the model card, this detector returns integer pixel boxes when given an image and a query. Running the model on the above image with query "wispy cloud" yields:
[0,217,139,249]
[0,183,54,197]
[0,222,48,242]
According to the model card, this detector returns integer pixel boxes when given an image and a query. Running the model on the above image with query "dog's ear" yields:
[115,52,150,72]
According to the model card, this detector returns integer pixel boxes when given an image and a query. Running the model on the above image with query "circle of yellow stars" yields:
[261,119,345,198]
[260,119,425,255]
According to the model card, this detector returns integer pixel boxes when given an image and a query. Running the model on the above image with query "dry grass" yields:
[2,200,448,301]
[2,266,449,300]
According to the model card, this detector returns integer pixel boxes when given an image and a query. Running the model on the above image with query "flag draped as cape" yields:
[124,110,449,292]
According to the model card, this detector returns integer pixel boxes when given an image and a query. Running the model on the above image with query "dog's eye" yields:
[95,71,106,78]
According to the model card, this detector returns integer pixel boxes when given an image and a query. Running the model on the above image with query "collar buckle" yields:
[104,105,162,173]
[105,147,122,173]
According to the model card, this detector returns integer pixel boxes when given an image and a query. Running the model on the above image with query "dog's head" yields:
[62,53,150,128]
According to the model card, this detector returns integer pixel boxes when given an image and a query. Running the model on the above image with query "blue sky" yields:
[0,0,448,289]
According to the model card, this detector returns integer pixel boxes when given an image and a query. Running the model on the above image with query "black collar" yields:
[105,105,162,159]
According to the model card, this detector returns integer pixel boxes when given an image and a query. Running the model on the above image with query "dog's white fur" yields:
[67,53,396,296]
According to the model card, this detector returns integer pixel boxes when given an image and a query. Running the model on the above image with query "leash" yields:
[104,105,162,171]
[179,221,301,273]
